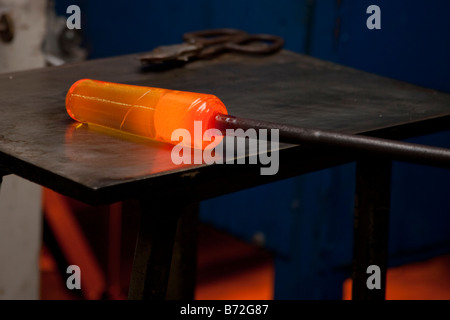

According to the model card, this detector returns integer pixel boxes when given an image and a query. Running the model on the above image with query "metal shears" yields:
[139,28,285,65]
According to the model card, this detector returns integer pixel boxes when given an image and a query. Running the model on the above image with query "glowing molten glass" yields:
[65,79,228,149]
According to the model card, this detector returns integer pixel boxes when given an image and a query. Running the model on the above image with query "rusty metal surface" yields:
[1,50,450,204]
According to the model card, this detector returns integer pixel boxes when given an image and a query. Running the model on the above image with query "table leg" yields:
[352,157,391,300]
[128,199,198,300]
[166,202,198,300]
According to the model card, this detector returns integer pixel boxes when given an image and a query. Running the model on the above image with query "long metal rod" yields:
[215,114,450,168]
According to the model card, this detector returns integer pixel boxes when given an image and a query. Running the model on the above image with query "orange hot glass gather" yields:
[65,79,228,149]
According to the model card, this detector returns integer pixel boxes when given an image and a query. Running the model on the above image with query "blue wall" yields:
[56,0,309,58]
[55,0,450,299]
[311,0,450,93]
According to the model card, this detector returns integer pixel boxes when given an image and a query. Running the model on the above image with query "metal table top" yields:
[1,50,449,204]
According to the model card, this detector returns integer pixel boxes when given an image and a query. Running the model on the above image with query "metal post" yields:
[127,198,197,300]
[166,202,198,300]
[352,157,391,300]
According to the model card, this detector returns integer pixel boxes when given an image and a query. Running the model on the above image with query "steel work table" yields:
[1,50,450,300]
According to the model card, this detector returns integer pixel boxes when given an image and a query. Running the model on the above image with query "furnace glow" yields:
[66,79,227,150]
